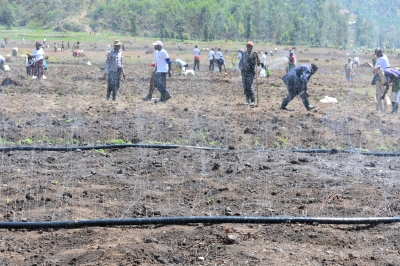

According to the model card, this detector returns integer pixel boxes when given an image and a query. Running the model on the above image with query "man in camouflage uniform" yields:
[240,41,259,106]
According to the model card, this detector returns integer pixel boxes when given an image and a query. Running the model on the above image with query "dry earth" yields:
[0,39,400,265]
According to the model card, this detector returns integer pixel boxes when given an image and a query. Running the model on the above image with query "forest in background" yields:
[0,0,399,48]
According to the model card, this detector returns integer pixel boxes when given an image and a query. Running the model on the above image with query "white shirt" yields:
[193,48,201,56]
[208,50,214,60]
[215,51,222,59]
[32,48,45,62]
[154,49,170,73]
[261,54,267,64]
[25,55,35,66]
[375,54,390,69]
[174,59,186,67]
[0,55,5,64]
[238,52,242,60]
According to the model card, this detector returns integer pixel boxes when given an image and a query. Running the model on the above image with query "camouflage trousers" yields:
[106,68,122,101]
[242,74,255,103]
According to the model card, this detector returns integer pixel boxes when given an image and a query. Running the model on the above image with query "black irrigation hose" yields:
[0,144,180,152]
[1,216,399,229]
[1,145,400,156]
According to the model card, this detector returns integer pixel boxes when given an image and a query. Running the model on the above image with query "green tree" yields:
[130,13,138,36]
[244,13,253,41]
[354,16,372,47]
[0,3,16,28]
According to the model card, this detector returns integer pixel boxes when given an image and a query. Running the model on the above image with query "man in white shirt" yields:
[152,40,172,103]
[260,52,267,69]
[208,48,215,72]
[237,49,243,71]
[193,45,201,71]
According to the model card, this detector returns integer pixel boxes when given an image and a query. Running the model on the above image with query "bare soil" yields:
[0,41,400,265]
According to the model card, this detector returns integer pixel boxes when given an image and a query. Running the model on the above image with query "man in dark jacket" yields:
[240,41,259,106]
[280,63,318,111]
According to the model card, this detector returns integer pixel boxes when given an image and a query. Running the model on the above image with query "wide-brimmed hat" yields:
[152,40,163,47]
[113,40,121,46]
[36,42,42,46]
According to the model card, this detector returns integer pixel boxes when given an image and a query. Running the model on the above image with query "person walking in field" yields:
[104,40,126,101]
[240,41,260,106]
[208,48,215,72]
[345,57,353,81]
[32,42,45,80]
[193,45,201,71]
[280,63,318,111]
[286,50,296,73]
[150,40,172,103]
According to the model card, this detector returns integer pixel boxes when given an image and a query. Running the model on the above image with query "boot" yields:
[392,102,399,114]
[371,75,377,85]
[154,92,172,103]
[142,94,152,101]
[280,97,292,111]
[302,98,316,111]
[389,102,395,113]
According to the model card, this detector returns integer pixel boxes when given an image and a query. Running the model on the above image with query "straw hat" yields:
[113,40,121,46]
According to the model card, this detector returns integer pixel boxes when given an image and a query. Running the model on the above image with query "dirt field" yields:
[0,40,400,265]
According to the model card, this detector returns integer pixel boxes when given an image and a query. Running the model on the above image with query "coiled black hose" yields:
[0,216,399,229]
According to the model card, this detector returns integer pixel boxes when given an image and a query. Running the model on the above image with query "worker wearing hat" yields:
[240,41,260,106]
[104,40,126,101]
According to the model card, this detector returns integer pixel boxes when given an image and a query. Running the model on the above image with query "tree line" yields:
[0,0,399,48]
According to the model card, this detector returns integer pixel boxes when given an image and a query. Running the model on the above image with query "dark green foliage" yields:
[0,0,398,46]
[0,3,16,28]
[62,22,84,32]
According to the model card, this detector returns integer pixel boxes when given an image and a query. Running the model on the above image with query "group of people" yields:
[208,47,226,73]
[25,42,47,80]
[104,39,318,111]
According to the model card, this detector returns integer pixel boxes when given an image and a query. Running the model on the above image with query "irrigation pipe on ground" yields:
[1,144,400,157]
[0,216,399,229]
